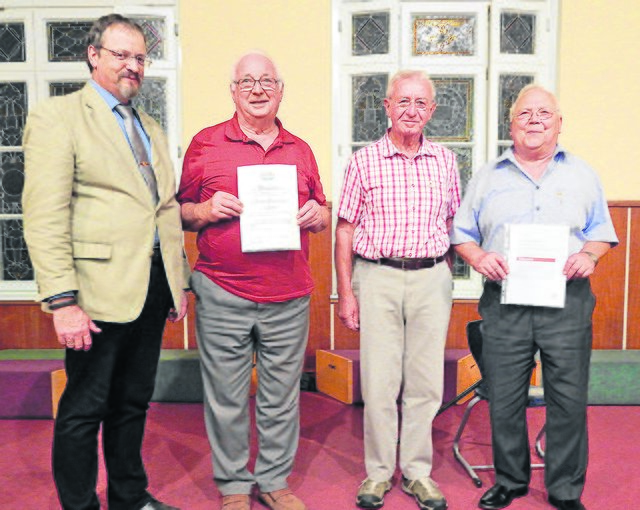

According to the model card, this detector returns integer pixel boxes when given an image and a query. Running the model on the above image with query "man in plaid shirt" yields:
[335,70,460,510]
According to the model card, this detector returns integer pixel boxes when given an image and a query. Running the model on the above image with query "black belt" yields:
[356,254,445,270]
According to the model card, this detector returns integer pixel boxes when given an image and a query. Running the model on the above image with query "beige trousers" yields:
[353,259,452,481]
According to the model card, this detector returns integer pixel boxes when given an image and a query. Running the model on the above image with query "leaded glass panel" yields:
[0,82,27,147]
[452,253,470,279]
[498,74,534,140]
[131,17,165,61]
[352,74,388,143]
[1,219,32,281]
[48,21,92,62]
[352,12,389,56]
[412,15,475,56]
[450,146,472,196]
[426,77,473,142]
[501,12,535,54]
[133,77,167,130]
[50,81,84,97]
[0,151,24,214]
[0,23,26,63]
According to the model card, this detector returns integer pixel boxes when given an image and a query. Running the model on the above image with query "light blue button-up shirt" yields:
[451,145,618,256]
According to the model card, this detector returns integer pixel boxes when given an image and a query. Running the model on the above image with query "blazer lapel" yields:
[81,84,158,207]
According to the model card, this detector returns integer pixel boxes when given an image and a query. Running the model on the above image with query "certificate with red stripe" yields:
[501,224,570,308]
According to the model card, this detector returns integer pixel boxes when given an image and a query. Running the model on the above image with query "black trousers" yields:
[53,251,172,510]
[479,278,594,501]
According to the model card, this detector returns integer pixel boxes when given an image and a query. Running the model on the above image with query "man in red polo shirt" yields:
[177,52,329,510]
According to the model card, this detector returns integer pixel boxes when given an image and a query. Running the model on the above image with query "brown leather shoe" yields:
[259,488,306,510]
[222,494,251,510]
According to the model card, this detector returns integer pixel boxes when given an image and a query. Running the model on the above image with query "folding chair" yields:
[452,320,546,487]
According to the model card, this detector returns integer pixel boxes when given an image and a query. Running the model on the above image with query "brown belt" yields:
[356,254,445,270]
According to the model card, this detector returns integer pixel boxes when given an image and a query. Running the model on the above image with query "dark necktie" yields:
[115,104,159,205]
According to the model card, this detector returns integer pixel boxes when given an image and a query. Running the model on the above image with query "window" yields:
[333,0,558,298]
[0,2,179,300]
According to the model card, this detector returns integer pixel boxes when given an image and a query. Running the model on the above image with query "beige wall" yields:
[558,1,640,199]
[181,0,640,200]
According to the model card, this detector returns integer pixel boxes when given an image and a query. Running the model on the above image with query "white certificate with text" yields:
[501,224,569,308]
[237,164,301,252]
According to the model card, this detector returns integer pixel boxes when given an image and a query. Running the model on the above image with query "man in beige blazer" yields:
[22,14,188,510]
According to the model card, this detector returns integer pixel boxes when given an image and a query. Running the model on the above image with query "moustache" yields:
[119,72,140,82]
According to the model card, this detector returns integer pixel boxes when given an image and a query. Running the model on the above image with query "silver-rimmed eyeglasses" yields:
[514,108,557,124]
[98,46,152,68]
[233,77,281,92]
[394,98,434,111]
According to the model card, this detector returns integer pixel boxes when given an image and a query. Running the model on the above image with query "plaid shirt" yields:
[337,132,460,259]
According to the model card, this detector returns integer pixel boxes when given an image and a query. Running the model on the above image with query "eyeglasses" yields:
[98,46,152,68]
[233,77,280,92]
[394,98,434,111]
[514,108,557,123]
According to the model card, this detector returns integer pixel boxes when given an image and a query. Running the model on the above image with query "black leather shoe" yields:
[548,496,586,510]
[478,484,528,509]
[139,497,180,510]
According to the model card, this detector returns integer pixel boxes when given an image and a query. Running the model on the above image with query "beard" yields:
[117,73,141,101]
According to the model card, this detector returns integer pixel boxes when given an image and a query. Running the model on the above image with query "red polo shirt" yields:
[177,114,326,302]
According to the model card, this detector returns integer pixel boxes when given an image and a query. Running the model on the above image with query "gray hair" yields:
[509,84,561,121]
[386,70,436,99]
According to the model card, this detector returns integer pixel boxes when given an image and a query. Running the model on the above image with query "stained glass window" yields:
[49,81,84,97]
[0,23,26,63]
[47,21,93,62]
[131,17,165,61]
[133,77,167,130]
[352,74,388,143]
[450,146,473,196]
[0,151,24,214]
[426,77,473,142]
[352,12,389,56]
[1,219,32,281]
[412,15,475,56]
[501,12,535,54]
[0,82,27,147]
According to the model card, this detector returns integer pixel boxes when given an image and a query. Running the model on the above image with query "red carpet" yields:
[0,392,637,509]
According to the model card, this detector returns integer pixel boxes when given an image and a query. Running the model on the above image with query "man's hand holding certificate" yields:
[237,164,301,252]
[501,224,570,308]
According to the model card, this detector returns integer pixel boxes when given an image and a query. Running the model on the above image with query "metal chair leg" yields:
[453,395,484,487]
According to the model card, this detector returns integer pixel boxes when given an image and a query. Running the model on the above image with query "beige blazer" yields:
[22,83,190,322]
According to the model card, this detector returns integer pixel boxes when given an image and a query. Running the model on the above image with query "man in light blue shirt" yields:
[451,85,617,510]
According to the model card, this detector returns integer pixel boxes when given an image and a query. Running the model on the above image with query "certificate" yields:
[237,164,301,252]
[501,224,569,308]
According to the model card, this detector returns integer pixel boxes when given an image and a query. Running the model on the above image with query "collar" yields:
[381,129,436,158]
[89,80,122,111]
[496,144,567,168]
[224,113,294,146]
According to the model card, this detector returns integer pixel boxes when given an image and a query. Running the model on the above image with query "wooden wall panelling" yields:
[0,302,58,349]
[306,213,333,369]
[590,205,627,349]
[626,206,640,349]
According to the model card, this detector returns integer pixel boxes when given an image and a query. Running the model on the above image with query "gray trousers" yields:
[479,278,594,500]
[191,271,310,496]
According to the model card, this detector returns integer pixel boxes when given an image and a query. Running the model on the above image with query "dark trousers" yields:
[53,252,172,510]
[479,278,594,500]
